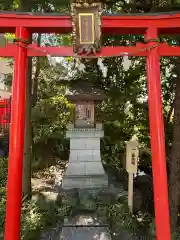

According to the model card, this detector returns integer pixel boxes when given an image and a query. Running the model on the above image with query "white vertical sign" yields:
[125,140,139,213]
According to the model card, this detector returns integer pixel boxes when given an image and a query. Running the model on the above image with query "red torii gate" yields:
[1,11,179,240]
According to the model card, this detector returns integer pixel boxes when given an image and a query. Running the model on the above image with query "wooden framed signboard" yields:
[71,1,102,54]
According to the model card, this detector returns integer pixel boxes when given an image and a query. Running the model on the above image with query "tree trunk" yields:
[22,56,32,198]
[32,34,41,107]
[169,61,180,232]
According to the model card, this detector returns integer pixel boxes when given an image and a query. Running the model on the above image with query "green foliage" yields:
[31,59,74,167]
[0,156,72,240]
[148,220,180,239]
[0,158,8,187]
[0,187,6,239]
[0,157,7,238]
[21,201,71,240]
[32,93,72,144]
[107,202,152,234]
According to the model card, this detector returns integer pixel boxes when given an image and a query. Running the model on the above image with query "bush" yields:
[0,157,8,187]
[0,191,71,240]
[106,202,153,237]
[21,201,71,240]
[0,187,6,239]
[148,221,180,240]
[0,157,72,239]
[0,157,8,238]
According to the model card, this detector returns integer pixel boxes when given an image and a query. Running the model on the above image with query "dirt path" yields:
[31,163,65,200]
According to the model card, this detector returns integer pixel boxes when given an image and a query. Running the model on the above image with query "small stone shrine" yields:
[61,79,108,189]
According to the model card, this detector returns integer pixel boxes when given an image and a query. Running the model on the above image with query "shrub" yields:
[0,157,8,238]
[0,157,71,239]
[0,157,8,187]
[0,187,6,239]
[106,201,153,237]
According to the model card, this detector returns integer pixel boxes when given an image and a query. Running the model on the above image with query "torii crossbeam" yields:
[2,11,178,240]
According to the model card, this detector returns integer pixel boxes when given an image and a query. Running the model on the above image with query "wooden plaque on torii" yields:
[71,1,102,54]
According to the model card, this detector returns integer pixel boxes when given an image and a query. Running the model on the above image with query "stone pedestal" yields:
[62,125,108,189]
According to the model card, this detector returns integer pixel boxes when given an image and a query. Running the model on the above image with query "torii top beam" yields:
[1,11,180,57]
[0,11,180,34]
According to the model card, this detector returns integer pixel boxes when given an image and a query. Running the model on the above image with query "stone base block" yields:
[64,161,106,176]
[62,174,108,189]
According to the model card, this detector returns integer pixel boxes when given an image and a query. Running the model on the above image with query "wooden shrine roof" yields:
[61,79,106,101]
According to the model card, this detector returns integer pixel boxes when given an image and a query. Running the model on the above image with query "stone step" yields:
[60,215,111,240]
[60,226,111,240]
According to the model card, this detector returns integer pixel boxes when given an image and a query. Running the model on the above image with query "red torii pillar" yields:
[146,27,171,240]
[4,26,29,240]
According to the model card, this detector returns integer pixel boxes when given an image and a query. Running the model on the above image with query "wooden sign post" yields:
[125,140,139,213]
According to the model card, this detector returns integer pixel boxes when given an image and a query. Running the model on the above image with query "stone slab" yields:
[62,174,108,189]
[68,150,102,163]
[64,215,107,226]
[60,215,111,240]
[60,226,111,240]
[70,139,100,150]
[64,162,106,175]
[66,129,104,138]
